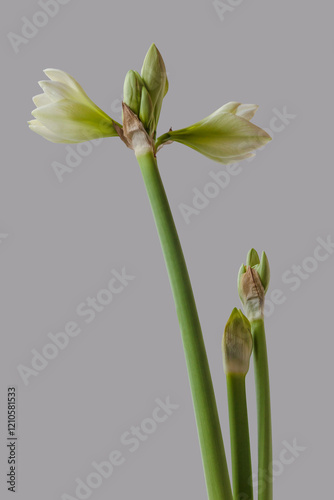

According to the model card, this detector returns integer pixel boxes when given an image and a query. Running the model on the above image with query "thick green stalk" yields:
[136,149,232,500]
[251,319,272,500]
[226,374,253,500]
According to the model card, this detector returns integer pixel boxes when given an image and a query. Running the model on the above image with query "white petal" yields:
[43,69,113,122]
[38,80,80,103]
[234,104,259,121]
[28,119,76,143]
[32,99,117,142]
[208,102,259,122]
[33,93,52,107]
[219,102,242,114]
[43,68,90,97]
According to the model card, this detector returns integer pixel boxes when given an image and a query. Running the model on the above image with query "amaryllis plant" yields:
[29,44,273,500]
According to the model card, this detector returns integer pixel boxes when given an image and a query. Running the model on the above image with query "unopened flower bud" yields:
[246,248,260,268]
[139,86,155,137]
[222,308,253,375]
[256,251,270,294]
[141,43,168,129]
[123,70,144,117]
[238,249,270,320]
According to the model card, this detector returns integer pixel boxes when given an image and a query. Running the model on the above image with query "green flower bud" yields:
[246,248,260,267]
[244,249,270,293]
[238,249,270,321]
[222,308,253,375]
[141,43,168,130]
[139,86,155,136]
[123,70,144,117]
[255,251,270,294]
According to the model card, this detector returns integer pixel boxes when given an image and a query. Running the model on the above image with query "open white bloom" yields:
[156,101,271,164]
[29,69,119,143]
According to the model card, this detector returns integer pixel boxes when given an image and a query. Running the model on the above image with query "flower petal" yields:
[43,68,88,95]
[172,139,256,164]
[33,93,52,107]
[219,102,259,121]
[234,104,259,121]
[43,69,111,118]
[28,119,76,143]
[32,99,118,142]
[188,148,256,164]
[38,80,81,104]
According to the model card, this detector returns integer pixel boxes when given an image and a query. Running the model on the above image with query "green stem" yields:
[226,374,253,500]
[251,318,272,500]
[136,150,232,500]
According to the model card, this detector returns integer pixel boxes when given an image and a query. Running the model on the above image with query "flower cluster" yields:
[29,44,271,162]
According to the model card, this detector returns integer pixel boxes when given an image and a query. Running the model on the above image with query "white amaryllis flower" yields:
[29,69,120,143]
[155,101,271,164]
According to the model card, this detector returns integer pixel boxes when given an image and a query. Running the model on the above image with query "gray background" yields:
[1,0,333,498]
